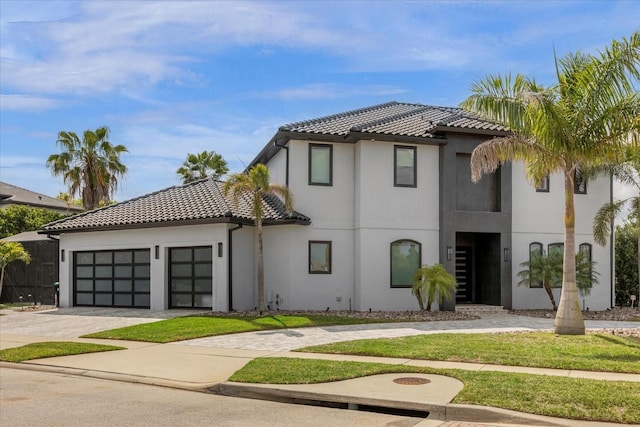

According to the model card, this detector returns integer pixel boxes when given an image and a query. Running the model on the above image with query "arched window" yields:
[528,242,543,288]
[548,243,564,288]
[390,240,421,288]
[579,243,593,278]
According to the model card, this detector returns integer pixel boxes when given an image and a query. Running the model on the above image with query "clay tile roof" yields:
[40,179,309,234]
[279,101,508,138]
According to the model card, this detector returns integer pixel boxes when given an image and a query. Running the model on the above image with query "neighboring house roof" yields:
[250,101,509,166]
[0,182,84,213]
[1,231,51,242]
[39,179,310,234]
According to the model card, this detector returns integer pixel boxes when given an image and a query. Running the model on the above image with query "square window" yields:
[536,175,550,192]
[309,144,332,186]
[394,146,416,187]
[309,241,332,274]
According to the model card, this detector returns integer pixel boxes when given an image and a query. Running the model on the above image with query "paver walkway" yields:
[177,314,639,351]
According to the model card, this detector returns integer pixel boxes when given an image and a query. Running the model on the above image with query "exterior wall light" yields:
[155,245,160,259]
[504,247,510,262]
[447,246,453,260]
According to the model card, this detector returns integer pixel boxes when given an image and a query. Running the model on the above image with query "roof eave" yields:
[346,131,447,145]
[432,126,510,137]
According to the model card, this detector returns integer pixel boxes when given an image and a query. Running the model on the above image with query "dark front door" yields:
[455,246,473,303]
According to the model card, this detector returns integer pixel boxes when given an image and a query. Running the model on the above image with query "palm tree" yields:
[461,32,639,334]
[0,241,31,299]
[47,127,128,211]
[593,143,640,308]
[517,250,598,310]
[177,150,229,184]
[223,164,292,313]
[412,264,457,311]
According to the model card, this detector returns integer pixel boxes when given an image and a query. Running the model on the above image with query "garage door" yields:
[169,246,212,309]
[74,249,151,308]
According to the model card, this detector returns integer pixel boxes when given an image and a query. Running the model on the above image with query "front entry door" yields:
[455,246,472,303]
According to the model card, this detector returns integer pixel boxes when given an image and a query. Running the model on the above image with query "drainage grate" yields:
[393,377,431,385]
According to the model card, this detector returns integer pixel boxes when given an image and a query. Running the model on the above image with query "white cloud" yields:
[0,94,63,111]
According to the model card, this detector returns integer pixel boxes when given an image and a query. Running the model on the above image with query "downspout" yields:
[610,173,615,308]
[274,137,289,187]
[228,224,243,311]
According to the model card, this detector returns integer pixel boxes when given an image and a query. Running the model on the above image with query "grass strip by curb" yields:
[81,315,398,343]
[230,357,640,424]
[299,331,640,373]
[0,342,125,362]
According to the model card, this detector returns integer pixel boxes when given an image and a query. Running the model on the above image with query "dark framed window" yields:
[169,246,213,309]
[309,241,332,274]
[528,242,543,288]
[536,175,550,192]
[574,166,587,194]
[394,146,416,187]
[73,249,151,308]
[579,243,593,276]
[309,144,332,186]
[390,240,421,288]
[548,243,564,288]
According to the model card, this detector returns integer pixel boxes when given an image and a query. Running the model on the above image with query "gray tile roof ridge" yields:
[279,101,401,131]
[351,104,443,132]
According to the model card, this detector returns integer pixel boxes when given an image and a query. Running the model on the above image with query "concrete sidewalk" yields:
[1,307,638,427]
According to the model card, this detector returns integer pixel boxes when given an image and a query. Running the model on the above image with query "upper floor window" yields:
[394,146,416,187]
[390,239,421,288]
[536,175,550,192]
[309,241,332,274]
[309,144,332,186]
[574,166,587,194]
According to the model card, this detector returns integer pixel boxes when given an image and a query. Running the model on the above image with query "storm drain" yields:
[393,377,431,385]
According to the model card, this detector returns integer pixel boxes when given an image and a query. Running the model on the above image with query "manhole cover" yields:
[393,377,431,385]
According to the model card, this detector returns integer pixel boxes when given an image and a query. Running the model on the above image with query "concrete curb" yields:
[2,361,631,426]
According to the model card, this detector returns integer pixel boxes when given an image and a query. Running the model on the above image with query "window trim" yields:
[390,239,421,288]
[308,144,333,186]
[394,145,417,188]
[309,240,332,274]
[535,175,550,193]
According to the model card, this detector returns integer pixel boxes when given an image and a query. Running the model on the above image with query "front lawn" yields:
[230,357,640,424]
[300,331,640,373]
[0,342,124,362]
[82,314,398,343]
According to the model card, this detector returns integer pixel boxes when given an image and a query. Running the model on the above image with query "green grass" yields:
[230,357,640,424]
[0,342,125,362]
[300,332,640,373]
[81,314,392,343]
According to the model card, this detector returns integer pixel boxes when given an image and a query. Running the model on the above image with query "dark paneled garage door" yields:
[74,249,151,308]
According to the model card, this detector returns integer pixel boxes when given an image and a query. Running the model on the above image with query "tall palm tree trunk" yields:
[637,223,640,310]
[256,220,265,314]
[554,170,585,334]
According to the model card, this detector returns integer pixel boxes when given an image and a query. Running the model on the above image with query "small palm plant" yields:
[412,264,457,311]
[517,250,599,310]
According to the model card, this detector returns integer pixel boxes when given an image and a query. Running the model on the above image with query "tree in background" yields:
[0,206,69,239]
[55,192,83,209]
[461,32,639,334]
[0,241,31,299]
[412,264,457,311]
[177,150,229,184]
[223,164,292,313]
[593,143,640,308]
[47,127,128,211]
[615,221,639,307]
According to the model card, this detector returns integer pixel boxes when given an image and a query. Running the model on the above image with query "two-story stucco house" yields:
[41,102,613,312]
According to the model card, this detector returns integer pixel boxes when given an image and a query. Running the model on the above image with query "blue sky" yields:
[1,0,638,202]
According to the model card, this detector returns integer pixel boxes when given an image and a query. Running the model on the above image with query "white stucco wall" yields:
[58,224,230,311]
[511,163,613,310]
